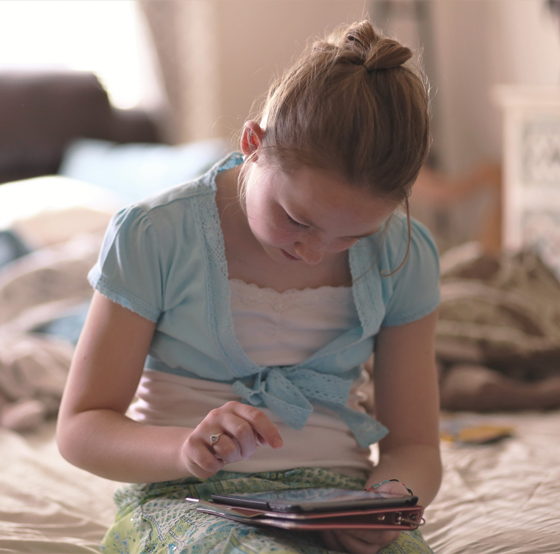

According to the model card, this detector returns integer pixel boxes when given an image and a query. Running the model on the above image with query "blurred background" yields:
[1,0,560,256]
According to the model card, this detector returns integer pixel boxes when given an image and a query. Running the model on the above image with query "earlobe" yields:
[241,121,265,160]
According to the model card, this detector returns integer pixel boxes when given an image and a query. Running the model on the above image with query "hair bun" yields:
[341,22,412,71]
[364,39,412,71]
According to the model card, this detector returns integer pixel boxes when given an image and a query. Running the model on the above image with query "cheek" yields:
[268,220,297,244]
[248,209,294,244]
[329,238,360,252]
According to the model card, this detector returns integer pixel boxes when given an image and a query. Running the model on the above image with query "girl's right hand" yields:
[181,401,283,478]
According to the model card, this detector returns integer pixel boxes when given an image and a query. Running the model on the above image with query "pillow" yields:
[0,175,121,247]
[0,175,122,228]
[59,137,230,203]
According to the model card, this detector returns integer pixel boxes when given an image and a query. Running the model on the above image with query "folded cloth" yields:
[0,227,102,432]
[0,232,100,327]
[438,242,560,381]
[0,332,74,431]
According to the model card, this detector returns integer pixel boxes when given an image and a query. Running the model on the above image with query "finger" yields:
[335,531,379,554]
[216,414,261,460]
[211,433,245,463]
[186,448,225,479]
[229,402,283,449]
[183,435,225,478]
[340,528,400,544]
[197,402,283,462]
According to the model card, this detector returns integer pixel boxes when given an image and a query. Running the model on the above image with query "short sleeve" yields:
[381,217,440,327]
[88,205,164,322]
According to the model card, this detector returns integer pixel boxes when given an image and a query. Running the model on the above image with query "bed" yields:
[1,70,559,554]
[2,401,560,552]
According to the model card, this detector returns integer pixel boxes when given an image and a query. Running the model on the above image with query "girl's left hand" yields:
[319,480,410,553]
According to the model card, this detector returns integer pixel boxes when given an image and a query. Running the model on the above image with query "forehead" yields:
[271,165,397,232]
[278,165,392,208]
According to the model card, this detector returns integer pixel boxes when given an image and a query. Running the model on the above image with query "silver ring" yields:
[210,433,223,445]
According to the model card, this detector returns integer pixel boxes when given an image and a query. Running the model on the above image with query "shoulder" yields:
[90,162,226,321]
[376,213,440,327]
[109,152,239,241]
[95,157,227,274]
[135,166,217,224]
[381,213,440,274]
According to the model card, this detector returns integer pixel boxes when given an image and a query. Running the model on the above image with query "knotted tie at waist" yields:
[232,367,388,448]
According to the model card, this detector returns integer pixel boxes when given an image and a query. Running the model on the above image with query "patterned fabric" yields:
[101,467,433,554]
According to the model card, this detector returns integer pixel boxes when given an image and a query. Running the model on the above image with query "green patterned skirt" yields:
[101,467,433,554]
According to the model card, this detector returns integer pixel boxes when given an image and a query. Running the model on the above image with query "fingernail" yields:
[272,438,283,448]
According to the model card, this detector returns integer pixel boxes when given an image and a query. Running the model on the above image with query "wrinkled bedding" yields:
[0,179,114,432]
[437,241,560,381]
[1,412,559,553]
[425,412,560,553]
[0,422,119,553]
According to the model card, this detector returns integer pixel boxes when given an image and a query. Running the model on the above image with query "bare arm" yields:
[321,310,441,554]
[56,292,282,483]
[367,309,442,507]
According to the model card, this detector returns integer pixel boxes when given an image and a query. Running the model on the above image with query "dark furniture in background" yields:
[0,70,162,185]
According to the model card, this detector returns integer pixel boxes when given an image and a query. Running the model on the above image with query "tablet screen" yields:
[211,488,418,513]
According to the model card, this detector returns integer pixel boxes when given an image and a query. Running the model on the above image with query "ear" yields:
[241,121,265,160]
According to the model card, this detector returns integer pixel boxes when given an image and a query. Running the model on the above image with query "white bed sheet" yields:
[0,422,118,553]
[423,411,560,553]
[1,412,559,553]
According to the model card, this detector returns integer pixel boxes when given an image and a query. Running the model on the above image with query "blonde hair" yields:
[244,21,431,272]
[255,21,430,198]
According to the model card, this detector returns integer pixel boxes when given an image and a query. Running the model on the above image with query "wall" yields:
[431,0,560,174]
[144,0,560,174]
[215,0,368,145]
[140,0,371,143]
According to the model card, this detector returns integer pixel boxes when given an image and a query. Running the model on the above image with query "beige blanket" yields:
[1,412,559,553]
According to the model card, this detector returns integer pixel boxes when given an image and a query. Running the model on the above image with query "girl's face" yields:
[242,163,399,266]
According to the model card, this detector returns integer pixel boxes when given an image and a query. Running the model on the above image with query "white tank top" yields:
[129,279,375,476]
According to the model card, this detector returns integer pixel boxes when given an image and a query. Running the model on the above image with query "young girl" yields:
[57,21,441,554]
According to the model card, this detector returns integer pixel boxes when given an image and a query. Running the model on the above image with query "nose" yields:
[294,238,324,265]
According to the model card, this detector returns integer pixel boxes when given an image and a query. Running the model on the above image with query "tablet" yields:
[210,487,418,513]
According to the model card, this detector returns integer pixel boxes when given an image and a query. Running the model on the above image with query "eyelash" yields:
[285,214,364,242]
[286,214,309,229]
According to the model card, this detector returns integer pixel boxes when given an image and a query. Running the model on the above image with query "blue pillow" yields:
[59,138,229,203]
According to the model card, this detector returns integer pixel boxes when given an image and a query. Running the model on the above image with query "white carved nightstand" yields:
[493,85,560,276]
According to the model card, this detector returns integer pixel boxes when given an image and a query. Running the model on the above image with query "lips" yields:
[281,249,301,261]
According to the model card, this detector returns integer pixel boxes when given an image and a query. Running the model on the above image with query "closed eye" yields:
[286,214,309,229]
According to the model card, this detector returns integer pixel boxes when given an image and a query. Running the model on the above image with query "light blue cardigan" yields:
[89,153,440,448]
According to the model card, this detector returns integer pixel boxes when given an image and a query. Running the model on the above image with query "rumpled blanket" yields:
[437,242,560,381]
[0,228,103,431]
